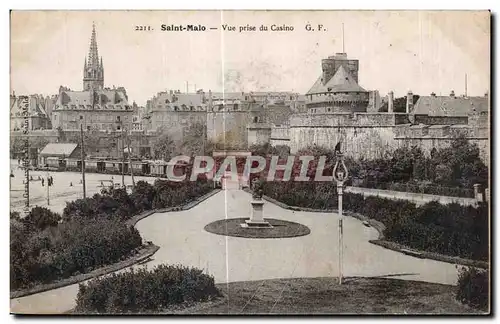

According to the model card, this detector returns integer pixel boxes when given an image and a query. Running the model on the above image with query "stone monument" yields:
[242,178,272,228]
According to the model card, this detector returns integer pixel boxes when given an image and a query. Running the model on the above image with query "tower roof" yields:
[306,65,366,95]
[325,65,366,92]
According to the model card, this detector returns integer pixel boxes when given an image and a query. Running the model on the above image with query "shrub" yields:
[152,179,213,209]
[10,211,21,220]
[10,217,142,290]
[263,182,489,261]
[22,206,61,231]
[456,267,489,311]
[130,181,156,212]
[62,188,137,222]
[75,264,222,313]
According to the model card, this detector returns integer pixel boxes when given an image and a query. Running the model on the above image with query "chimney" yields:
[450,90,455,97]
[388,91,394,113]
[406,90,413,114]
[430,92,436,97]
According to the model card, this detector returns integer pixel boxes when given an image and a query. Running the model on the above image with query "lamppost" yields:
[333,150,349,285]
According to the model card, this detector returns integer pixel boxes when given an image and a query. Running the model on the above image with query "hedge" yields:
[456,267,489,311]
[11,218,142,290]
[75,264,221,313]
[263,182,489,261]
[62,179,215,221]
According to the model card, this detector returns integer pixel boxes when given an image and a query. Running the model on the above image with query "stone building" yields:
[144,89,302,149]
[51,24,133,132]
[10,93,51,131]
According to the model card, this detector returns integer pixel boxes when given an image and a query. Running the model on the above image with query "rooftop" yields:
[39,143,78,157]
[307,65,366,95]
[413,95,489,117]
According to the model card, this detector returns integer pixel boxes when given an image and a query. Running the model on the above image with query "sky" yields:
[10,10,490,106]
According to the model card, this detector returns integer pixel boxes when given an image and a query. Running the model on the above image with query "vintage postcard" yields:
[9,10,490,315]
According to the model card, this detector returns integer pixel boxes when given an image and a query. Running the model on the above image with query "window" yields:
[253,116,258,123]
[190,106,194,111]
[87,126,91,131]
[117,125,121,130]
[80,115,83,120]
[54,115,57,120]
[174,106,179,111]
[234,104,239,110]
[116,116,121,122]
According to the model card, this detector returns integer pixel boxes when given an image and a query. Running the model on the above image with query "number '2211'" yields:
[135,26,152,31]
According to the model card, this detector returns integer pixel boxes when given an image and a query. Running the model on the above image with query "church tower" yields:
[83,23,104,91]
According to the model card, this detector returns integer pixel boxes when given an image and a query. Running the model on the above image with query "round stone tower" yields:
[306,53,368,114]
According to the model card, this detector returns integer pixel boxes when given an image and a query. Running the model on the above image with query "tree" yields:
[180,122,208,156]
[213,130,246,150]
[152,133,175,161]
[432,136,488,188]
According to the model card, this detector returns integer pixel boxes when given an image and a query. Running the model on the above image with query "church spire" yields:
[87,22,99,68]
[83,23,104,91]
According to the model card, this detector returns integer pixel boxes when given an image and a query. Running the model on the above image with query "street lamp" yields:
[333,150,349,285]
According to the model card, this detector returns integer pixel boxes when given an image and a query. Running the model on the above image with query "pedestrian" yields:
[70,182,73,186]
[30,175,33,181]
[17,159,20,165]
[42,178,45,186]
[50,176,54,185]
[101,181,104,187]
[38,175,41,180]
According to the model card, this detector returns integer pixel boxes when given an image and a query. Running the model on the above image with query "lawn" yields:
[204,217,310,239]
[179,277,484,315]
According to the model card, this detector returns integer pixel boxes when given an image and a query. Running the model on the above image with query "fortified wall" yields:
[279,111,489,163]
[287,112,407,159]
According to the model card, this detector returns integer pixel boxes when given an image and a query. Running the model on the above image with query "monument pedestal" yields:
[241,200,272,228]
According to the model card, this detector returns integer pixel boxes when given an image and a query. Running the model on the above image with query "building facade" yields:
[10,93,51,131]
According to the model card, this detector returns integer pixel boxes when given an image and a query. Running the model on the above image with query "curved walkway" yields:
[10,189,459,314]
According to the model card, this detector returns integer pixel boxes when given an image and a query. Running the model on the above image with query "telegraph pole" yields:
[127,125,135,187]
[80,124,87,199]
[121,125,125,187]
[46,171,50,206]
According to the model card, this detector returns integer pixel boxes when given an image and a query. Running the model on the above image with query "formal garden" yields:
[10,178,215,292]
[10,131,489,313]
